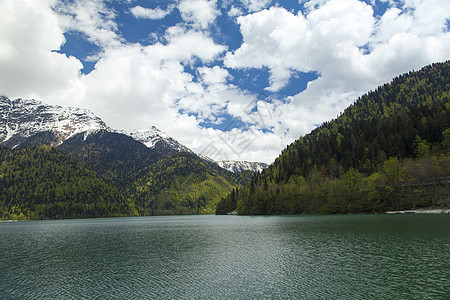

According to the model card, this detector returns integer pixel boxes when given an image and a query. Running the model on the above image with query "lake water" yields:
[1,215,449,299]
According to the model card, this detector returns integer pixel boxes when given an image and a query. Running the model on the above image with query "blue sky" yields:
[0,0,449,162]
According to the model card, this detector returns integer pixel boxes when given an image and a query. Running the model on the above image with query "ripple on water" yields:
[0,215,449,299]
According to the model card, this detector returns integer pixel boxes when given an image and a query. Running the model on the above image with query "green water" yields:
[0,215,449,299]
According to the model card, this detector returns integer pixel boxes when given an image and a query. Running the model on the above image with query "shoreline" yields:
[386,209,450,214]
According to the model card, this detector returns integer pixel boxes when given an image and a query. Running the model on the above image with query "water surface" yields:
[1,215,449,299]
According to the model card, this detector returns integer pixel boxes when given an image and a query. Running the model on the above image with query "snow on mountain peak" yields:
[217,160,268,173]
[128,126,191,153]
[0,96,109,147]
[0,96,270,171]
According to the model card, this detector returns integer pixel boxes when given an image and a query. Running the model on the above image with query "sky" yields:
[0,0,449,163]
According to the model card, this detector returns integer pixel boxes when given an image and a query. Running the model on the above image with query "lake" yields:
[1,214,449,299]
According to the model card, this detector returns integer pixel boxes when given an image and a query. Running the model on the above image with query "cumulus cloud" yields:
[54,27,228,130]
[1,0,449,163]
[225,0,450,141]
[239,0,272,12]
[199,66,231,84]
[55,0,122,48]
[225,0,375,92]
[228,5,244,17]
[130,5,175,20]
[0,0,82,99]
[178,0,220,29]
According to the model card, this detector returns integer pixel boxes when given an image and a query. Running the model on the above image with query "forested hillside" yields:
[217,61,450,215]
[0,144,252,219]
[130,153,239,215]
[57,130,163,188]
[0,146,134,220]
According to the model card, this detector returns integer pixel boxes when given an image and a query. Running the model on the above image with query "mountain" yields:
[217,160,268,173]
[197,153,268,172]
[0,96,109,148]
[0,97,260,219]
[0,145,134,220]
[0,96,189,157]
[0,96,264,172]
[57,130,163,188]
[217,61,450,215]
[128,126,192,154]
[129,128,270,173]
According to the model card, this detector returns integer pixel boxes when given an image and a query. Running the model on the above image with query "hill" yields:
[129,153,239,215]
[0,146,134,220]
[217,61,450,215]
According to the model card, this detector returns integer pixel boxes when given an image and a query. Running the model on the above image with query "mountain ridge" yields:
[217,160,268,173]
[0,96,265,172]
[0,96,262,219]
[0,96,109,148]
[128,126,193,154]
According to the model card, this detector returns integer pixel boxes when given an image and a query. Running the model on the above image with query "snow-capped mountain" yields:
[195,152,268,173]
[0,96,269,172]
[217,160,268,173]
[128,126,192,153]
[0,96,109,148]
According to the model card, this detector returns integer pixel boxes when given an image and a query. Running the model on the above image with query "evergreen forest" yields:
[217,61,450,215]
[0,145,251,220]
[0,146,132,220]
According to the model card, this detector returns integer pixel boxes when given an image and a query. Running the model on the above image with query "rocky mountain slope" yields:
[0,97,109,148]
[128,126,192,154]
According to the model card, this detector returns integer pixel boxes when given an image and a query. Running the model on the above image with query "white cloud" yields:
[225,0,450,141]
[403,0,450,36]
[0,0,82,100]
[130,5,175,20]
[225,0,375,92]
[55,0,122,48]
[199,66,231,84]
[1,0,449,164]
[162,26,227,61]
[178,0,220,29]
[54,26,227,127]
[228,5,244,17]
[233,0,272,13]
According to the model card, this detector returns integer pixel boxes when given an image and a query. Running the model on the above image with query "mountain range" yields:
[0,96,265,219]
[0,96,267,173]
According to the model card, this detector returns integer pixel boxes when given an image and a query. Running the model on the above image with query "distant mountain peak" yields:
[128,126,192,153]
[0,96,109,148]
[217,160,268,173]
[197,152,268,173]
[0,96,269,172]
